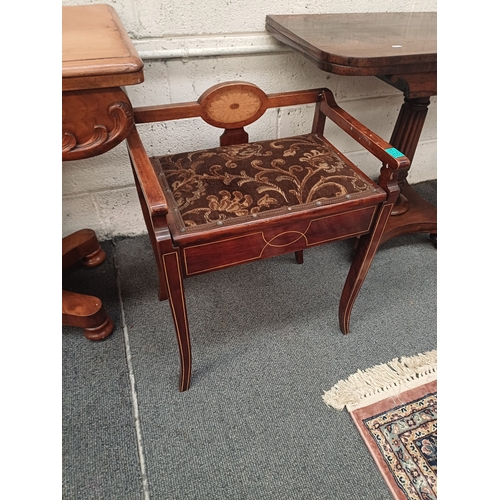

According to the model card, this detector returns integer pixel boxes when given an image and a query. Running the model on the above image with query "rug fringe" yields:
[322,350,437,411]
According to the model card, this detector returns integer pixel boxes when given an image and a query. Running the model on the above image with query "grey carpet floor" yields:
[62,180,437,500]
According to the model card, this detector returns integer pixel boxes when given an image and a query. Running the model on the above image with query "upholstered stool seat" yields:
[154,133,385,233]
[127,82,409,390]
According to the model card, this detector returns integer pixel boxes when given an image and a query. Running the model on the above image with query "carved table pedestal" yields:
[62,4,144,339]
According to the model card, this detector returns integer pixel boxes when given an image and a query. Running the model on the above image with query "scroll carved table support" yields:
[62,87,135,340]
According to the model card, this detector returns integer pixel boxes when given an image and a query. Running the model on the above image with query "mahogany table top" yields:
[62,4,144,91]
[266,12,437,76]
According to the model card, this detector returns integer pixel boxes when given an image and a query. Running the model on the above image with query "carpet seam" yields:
[113,240,151,500]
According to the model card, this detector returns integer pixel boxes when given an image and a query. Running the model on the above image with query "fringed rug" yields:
[323,350,437,500]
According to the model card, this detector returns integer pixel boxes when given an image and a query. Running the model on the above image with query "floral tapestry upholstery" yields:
[152,133,380,233]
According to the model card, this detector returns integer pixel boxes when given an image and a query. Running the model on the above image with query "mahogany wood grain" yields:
[133,87,324,125]
[265,13,436,78]
[62,290,114,341]
[127,127,169,217]
[62,230,114,340]
[62,88,134,161]
[379,73,437,100]
[126,81,410,391]
[62,229,106,271]
[62,4,144,90]
[265,13,437,243]
[62,4,144,341]
[380,181,437,246]
[220,128,249,146]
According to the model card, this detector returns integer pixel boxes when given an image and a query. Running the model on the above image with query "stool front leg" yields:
[338,201,394,334]
[162,250,192,391]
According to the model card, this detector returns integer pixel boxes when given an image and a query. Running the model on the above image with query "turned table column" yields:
[377,71,437,244]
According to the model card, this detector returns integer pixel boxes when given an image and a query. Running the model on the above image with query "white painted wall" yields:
[62,0,437,240]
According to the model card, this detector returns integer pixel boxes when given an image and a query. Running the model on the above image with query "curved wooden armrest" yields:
[320,90,410,172]
[126,126,169,216]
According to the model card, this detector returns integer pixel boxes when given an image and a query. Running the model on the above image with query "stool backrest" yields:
[133,81,329,146]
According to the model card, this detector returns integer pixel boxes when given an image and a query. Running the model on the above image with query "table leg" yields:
[379,96,437,245]
[62,229,114,340]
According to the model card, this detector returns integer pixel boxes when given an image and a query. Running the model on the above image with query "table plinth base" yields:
[62,229,114,340]
[380,181,436,246]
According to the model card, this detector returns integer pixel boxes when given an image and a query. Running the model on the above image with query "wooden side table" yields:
[62,4,144,339]
[266,12,437,245]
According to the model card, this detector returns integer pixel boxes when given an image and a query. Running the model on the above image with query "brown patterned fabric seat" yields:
[127,82,409,391]
[153,133,382,233]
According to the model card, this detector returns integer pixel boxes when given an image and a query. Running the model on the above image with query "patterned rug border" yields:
[323,352,438,499]
[352,379,437,500]
[322,350,437,412]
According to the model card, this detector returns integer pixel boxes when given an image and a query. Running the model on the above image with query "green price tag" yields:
[385,147,405,158]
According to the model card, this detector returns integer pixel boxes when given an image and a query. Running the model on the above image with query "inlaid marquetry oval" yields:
[207,91,261,123]
[265,231,307,248]
[199,82,268,128]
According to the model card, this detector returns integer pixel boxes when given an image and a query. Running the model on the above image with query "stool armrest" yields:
[126,126,169,216]
[320,91,410,172]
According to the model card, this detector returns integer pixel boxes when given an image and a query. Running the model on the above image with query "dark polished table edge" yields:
[265,14,437,77]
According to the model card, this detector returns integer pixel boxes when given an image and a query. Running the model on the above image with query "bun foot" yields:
[84,315,114,340]
[80,246,107,267]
